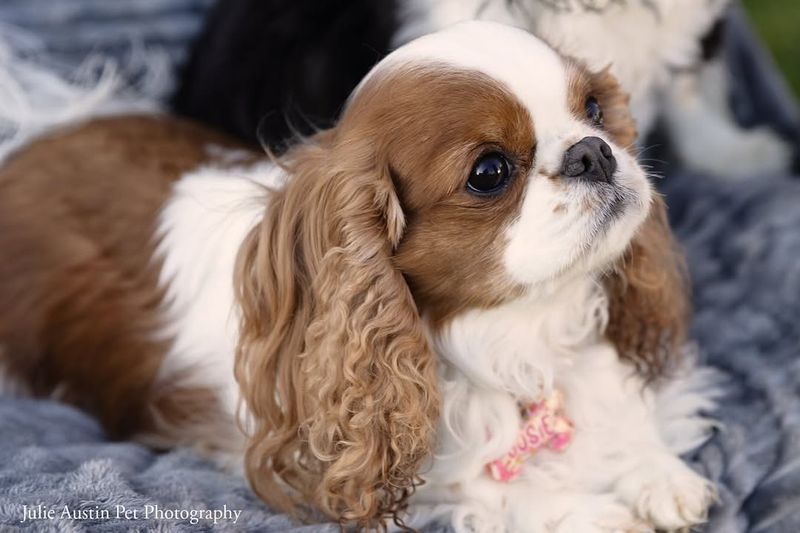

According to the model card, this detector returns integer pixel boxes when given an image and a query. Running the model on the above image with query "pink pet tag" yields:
[486,390,574,482]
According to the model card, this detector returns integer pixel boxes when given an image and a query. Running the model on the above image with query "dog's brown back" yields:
[0,115,248,438]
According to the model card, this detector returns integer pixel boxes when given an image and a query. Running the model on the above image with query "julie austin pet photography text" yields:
[20,504,242,526]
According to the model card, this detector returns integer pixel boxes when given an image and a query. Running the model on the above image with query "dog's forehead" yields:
[372,21,572,129]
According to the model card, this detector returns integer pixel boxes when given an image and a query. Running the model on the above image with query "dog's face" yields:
[235,21,686,527]
[342,22,649,323]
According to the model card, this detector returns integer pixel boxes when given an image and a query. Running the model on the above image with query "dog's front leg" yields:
[555,345,716,532]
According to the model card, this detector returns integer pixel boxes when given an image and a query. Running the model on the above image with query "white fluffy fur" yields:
[666,58,793,178]
[411,281,718,532]
[155,158,285,416]
[151,23,720,532]
[0,24,160,165]
[394,0,792,178]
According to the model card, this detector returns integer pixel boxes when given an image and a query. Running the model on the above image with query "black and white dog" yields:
[173,0,794,178]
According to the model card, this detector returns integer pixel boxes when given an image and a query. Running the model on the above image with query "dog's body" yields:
[2,22,716,532]
[175,0,792,177]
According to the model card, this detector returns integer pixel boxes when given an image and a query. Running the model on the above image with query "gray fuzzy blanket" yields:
[663,170,800,533]
[1,1,799,531]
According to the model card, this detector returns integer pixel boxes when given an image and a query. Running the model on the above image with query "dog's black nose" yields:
[561,136,617,183]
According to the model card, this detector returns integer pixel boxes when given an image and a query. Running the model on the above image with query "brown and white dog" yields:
[0,22,716,532]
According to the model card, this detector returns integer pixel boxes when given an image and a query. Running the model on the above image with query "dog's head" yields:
[234,21,687,527]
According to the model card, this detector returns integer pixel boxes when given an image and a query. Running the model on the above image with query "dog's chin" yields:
[504,167,651,289]
[546,174,650,282]
[581,180,650,272]
[521,202,648,298]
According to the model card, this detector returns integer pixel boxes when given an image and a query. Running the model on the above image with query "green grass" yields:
[741,0,800,97]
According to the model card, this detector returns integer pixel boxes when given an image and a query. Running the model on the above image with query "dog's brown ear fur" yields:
[234,134,439,528]
[605,195,690,378]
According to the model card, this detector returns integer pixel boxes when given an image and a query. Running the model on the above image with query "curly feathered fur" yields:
[234,133,440,527]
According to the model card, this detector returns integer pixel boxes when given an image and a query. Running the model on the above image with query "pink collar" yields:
[486,390,574,482]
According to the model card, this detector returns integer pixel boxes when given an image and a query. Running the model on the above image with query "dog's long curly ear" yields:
[605,195,690,379]
[234,135,440,528]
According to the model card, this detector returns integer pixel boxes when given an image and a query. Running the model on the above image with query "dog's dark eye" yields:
[585,96,604,128]
[467,152,512,196]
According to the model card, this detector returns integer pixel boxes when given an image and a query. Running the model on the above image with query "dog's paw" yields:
[549,495,652,533]
[615,454,716,531]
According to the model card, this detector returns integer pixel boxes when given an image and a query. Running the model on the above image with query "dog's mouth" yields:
[567,177,629,220]
[594,183,629,225]
[577,162,650,226]
[573,178,646,258]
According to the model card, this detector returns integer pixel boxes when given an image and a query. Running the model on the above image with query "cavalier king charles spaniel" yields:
[0,21,716,532]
